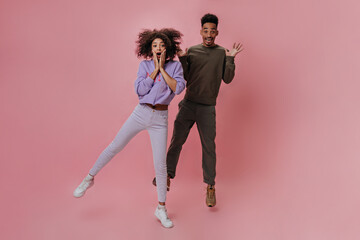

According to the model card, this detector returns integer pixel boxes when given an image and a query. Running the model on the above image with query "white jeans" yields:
[89,104,168,202]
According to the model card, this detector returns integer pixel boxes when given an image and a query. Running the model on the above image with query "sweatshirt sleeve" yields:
[134,61,154,96]
[222,56,235,84]
[173,61,186,95]
[178,55,189,81]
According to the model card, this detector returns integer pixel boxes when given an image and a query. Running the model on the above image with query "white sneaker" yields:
[155,206,173,228]
[73,174,94,198]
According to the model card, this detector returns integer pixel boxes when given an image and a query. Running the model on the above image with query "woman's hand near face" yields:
[149,50,160,80]
[159,50,166,70]
[153,50,160,71]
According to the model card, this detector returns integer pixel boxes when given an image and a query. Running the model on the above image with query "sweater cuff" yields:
[226,56,235,64]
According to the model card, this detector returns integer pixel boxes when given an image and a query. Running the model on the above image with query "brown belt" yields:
[145,103,168,111]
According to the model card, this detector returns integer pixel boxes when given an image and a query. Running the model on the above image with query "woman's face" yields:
[152,38,166,59]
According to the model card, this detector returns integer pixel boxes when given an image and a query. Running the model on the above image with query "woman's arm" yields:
[149,50,160,80]
[134,61,154,96]
[159,50,177,92]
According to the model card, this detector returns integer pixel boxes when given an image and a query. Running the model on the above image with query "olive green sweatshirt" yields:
[179,44,235,106]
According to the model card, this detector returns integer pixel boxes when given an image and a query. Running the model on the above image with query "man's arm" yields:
[223,43,244,84]
[223,56,235,84]
[178,48,189,80]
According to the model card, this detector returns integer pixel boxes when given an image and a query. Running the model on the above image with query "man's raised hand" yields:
[177,48,188,57]
[226,43,244,57]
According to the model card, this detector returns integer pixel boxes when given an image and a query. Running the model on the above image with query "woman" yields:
[73,28,185,228]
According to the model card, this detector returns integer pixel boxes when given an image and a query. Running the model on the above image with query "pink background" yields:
[1,0,360,239]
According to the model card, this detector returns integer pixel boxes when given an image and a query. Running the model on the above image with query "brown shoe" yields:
[152,176,171,191]
[206,185,216,207]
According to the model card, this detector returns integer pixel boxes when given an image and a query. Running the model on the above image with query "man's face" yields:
[200,22,218,47]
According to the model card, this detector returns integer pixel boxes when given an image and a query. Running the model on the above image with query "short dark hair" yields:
[136,28,183,61]
[201,13,218,27]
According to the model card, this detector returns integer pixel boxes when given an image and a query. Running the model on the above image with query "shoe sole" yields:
[206,199,216,207]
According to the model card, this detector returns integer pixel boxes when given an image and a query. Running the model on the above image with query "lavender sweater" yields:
[135,60,185,105]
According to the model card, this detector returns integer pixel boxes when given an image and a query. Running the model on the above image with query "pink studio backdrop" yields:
[1,0,359,239]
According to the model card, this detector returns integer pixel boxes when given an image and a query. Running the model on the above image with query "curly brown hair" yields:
[136,28,183,61]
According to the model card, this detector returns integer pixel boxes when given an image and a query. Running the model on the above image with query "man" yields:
[153,13,243,207]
